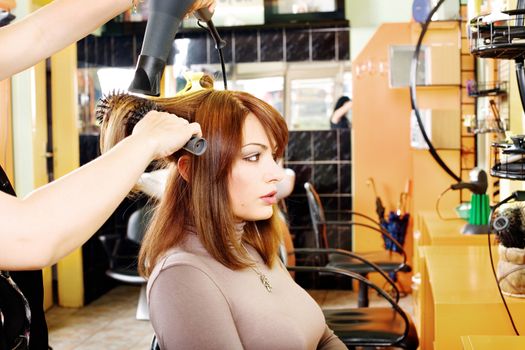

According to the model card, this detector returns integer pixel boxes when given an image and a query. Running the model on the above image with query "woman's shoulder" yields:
[146,247,217,299]
[152,247,208,278]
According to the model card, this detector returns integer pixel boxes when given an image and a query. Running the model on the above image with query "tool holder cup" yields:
[462,193,491,234]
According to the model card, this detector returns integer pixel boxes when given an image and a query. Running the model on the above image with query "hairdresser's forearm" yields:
[0,0,130,80]
[2,133,156,270]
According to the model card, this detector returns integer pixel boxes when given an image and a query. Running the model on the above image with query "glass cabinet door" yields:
[289,77,335,130]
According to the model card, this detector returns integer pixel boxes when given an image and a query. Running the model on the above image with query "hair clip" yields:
[175,71,206,96]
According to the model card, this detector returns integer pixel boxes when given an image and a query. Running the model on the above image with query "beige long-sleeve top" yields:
[147,232,347,350]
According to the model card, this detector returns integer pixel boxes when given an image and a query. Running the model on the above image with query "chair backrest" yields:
[304,182,329,249]
[127,207,152,244]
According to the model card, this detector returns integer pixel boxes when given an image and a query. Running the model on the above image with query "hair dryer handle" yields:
[195,7,213,21]
[183,136,208,156]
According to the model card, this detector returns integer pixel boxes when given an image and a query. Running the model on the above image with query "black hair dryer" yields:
[128,0,218,156]
[450,169,490,234]
[129,0,215,96]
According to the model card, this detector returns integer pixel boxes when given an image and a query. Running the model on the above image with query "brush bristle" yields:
[96,90,161,136]
[494,203,525,249]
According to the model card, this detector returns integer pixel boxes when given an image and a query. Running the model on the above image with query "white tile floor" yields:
[47,285,414,350]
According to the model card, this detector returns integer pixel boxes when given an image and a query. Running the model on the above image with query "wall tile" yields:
[77,38,87,67]
[286,29,310,62]
[186,34,208,65]
[322,196,339,212]
[79,22,350,67]
[311,31,336,61]
[113,35,134,67]
[260,29,284,62]
[313,130,338,160]
[337,29,350,61]
[234,30,258,63]
[339,129,351,160]
[86,36,97,66]
[286,195,310,227]
[340,164,352,194]
[282,132,353,252]
[314,164,338,193]
[287,131,312,161]
[340,195,352,211]
[96,37,112,67]
[289,164,313,193]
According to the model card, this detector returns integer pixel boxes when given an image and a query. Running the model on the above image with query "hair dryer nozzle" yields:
[129,55,166,97]
[129,0,196,96]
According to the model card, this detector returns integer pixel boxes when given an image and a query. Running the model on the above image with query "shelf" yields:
[467,81,507,97]
[101,19,351,37]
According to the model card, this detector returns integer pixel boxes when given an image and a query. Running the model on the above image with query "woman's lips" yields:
[260,191,277,205]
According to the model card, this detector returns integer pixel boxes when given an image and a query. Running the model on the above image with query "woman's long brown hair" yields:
[98,87,288,277]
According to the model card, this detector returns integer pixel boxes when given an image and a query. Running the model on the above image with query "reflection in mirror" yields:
[77,61,351,133]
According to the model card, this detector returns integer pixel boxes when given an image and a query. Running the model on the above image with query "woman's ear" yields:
[177,155,191,182]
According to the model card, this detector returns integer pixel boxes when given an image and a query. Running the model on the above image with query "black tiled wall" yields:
[77,24,350,67]
[284,129,352,251]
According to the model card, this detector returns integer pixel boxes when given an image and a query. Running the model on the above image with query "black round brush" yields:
[97,92,207,156]
[493,203,525,249]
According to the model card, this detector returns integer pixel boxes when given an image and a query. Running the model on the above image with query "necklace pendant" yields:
[260,274,272,293]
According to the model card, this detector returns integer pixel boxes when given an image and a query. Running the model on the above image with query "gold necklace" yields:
[241,243,272,293]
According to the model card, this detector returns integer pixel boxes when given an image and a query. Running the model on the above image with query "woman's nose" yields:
[265,160,285,184]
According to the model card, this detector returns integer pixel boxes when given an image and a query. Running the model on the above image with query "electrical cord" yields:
[435,187,458,220]
[487,192,524,336]
[410,0,461,183]
[197,20,228,90]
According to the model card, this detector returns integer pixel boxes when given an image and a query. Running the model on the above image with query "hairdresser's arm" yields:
[0,111,202,270]
[330,101,352,124]
[0,0,15,11]
[0,0,215,80]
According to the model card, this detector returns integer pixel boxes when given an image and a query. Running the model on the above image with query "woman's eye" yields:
[244,153,260,162]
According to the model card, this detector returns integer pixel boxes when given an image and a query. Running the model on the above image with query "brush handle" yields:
[183,136,207,156]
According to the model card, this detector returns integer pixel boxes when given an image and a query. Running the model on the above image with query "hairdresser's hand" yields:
[188,0,216,15]
[132,111,202,160]
[0,0,15,11]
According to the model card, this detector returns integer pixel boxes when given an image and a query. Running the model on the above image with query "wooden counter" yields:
[416,211,491,247]
[461,335,525,349]
[420,246,525,350]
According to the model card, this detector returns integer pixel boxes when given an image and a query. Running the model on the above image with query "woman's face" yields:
[228,113,285,221]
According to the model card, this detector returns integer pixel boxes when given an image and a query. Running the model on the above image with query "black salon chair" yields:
[98,206,151,320]
[276,206,418,350]
[303,182,409,307]
[288,263,418,350]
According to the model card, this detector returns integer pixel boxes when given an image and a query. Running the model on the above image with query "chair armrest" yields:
[324,210,381,226]
[97,233,122,261]
[286,264,410,343]
[293,247,400,303]
[318,221,408,267]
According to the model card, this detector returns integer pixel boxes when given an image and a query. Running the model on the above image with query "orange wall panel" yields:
[353,22,464,290]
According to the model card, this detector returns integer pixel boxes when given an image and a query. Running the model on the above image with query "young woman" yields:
[98,87,346,349]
